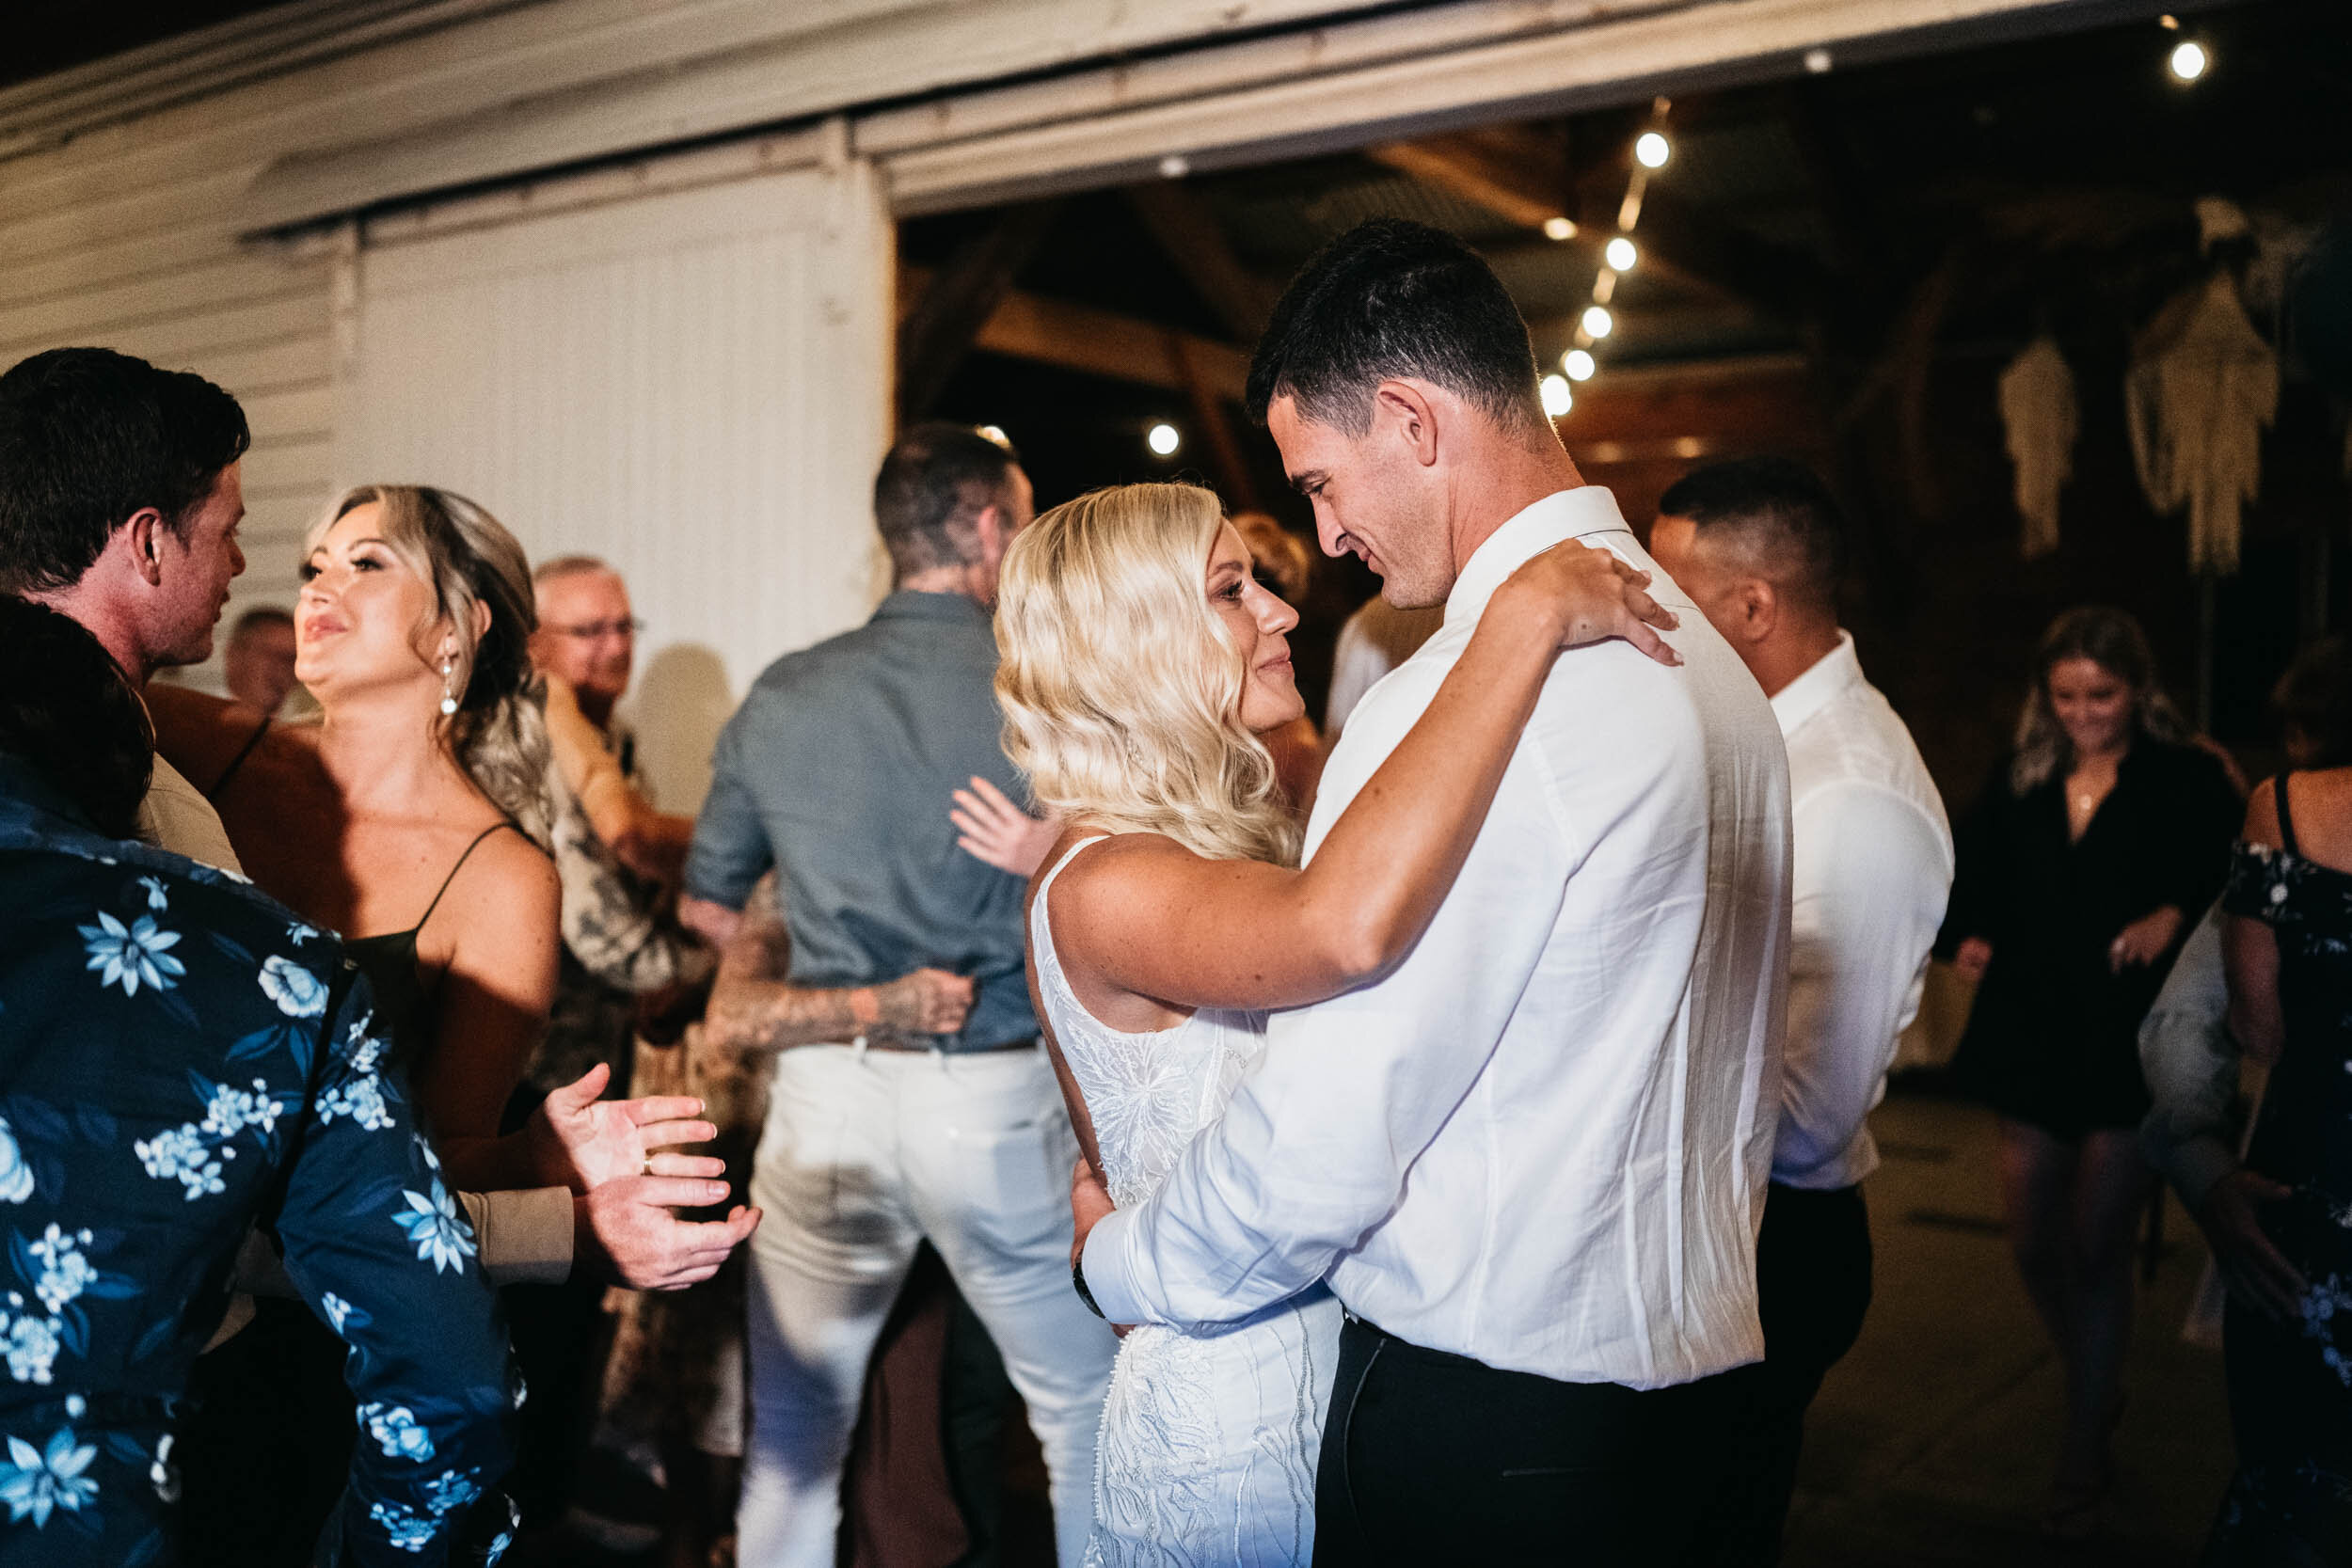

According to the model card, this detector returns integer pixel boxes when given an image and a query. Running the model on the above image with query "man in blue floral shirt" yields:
[0,597,518,1566]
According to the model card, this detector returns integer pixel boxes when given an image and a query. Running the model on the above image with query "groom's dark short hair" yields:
[1246,218,1545,436]
[0,347,249,594]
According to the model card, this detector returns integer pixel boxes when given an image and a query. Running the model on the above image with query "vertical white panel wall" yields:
[341,158,895,811]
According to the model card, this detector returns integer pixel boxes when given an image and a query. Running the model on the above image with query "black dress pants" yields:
[1312,1315,1740,1567]
[1694,1181,1873,1566]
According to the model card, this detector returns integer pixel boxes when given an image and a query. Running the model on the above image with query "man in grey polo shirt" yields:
[682,423,1115,1568]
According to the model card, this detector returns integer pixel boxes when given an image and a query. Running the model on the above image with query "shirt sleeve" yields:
[1083,715,1574,1328]
[1776,784,1954,1184]
[1934,762,2010,957]
[555,797,714,995]
[2136,900,2239,1212]
[682,713,773,911]
[273,968,518,1566]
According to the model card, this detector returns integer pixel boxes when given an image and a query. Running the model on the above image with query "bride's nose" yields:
[1255,591,1298,636]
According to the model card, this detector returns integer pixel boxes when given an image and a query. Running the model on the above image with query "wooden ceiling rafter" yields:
[898,261,1249,401]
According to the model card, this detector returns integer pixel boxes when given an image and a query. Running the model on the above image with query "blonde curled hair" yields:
[995,483,1300,867]
[309,483,555,847]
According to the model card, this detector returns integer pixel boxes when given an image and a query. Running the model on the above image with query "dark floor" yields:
[560,1083,2235,1566]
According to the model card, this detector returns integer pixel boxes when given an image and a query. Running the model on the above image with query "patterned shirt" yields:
[0,754,517,1565]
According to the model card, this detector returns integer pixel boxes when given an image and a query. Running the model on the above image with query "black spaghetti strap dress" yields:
[2207,773,2352,1562]
[179,823,523,1566]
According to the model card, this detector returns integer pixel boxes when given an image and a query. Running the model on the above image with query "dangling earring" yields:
[438,656,459,717]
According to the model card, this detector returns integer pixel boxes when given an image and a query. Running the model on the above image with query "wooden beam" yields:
[1174,336,1263,510]
[899,263,1249,399]
[1367,126,1572,231]
[1124,182,1279,341]
[896,200,1059,421]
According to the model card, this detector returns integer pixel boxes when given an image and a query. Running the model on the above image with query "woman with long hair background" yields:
[1939,604,2242,1535]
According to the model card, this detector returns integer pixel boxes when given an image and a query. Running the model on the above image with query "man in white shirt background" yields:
[1073,218,1792,1564]
[1650,457,1955,1563]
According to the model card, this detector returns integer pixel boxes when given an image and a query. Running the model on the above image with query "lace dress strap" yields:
[1038,834,1113,900]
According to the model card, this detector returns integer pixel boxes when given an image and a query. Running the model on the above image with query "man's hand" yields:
[2195,1169,2307,1323]
[1953,937,1994,982]
[530,1062,723,1192]
[951,776,1063,878]
[2110,905,2187,973]
[876,968,977,1037]
[1069,1155,1130,1338]
[1071,1153,1116,1269]
[576,1179,762,1291]
[678,895,743,952]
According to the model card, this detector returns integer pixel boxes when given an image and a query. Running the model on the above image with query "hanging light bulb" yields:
[1148,422,1181,456]
[1604,236,1637,272]
[1563,348,1597,382]
[977,424,1010,447]
[1540,375,1573,418]
[1634,132,1671,169]
[2168,39,2208,81]
[1542,216,1577,242]
[1582,306,1614,340]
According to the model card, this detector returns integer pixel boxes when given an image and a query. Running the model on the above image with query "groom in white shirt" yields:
[1072,218,1792,1563]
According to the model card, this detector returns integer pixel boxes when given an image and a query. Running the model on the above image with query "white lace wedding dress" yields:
[1032,839,1341,1568]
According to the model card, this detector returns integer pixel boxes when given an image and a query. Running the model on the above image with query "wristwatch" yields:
[1072,1250,1105,1320]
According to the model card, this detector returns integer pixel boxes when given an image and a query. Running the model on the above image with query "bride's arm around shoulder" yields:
[1051,541,1678,1017]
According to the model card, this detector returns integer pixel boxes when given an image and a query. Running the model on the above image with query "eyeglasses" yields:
[545,618,644,641]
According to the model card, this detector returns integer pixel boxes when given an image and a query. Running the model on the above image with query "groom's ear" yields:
[1735,577,1780,644]
[1372,381,1441,468]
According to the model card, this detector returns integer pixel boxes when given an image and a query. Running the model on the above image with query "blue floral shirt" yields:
[0,756,517,1566]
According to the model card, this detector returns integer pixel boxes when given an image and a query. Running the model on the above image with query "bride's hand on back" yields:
[1497,541,1680,666]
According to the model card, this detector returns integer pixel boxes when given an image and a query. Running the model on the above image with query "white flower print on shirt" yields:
[3,1315,58,1385]
[369,1499,437,1553]
[258,956,327,1019]
[134,1126,226,1201]
[26,1227,94,1315]
[359,1403,436,1464]
[78,911,185,997]
[0,1118,33,1205]
[0,1427,97,1526]
[136,877,169,911]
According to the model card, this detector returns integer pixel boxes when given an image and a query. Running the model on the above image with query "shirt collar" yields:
[1768,631,1864,739]
[873,589,992,626]
[1443,487,1638,634]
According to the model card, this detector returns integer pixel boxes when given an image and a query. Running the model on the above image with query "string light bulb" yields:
[1147,422,1181,456]
[977,424,1010,447]
[1604,236,1637,272]
[1563,348,1597,382]
[1582,306,1614,340]
[1542,216,1577,242]
[1634,132,1671,169]
[1540,375,1573,418]
[2168,39,2208,81]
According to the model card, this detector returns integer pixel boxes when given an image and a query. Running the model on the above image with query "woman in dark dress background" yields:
[1940,605,2242,1532]
[2213,643,2352,1564]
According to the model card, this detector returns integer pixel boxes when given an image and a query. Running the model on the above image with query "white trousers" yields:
[736,1044,1118,1568]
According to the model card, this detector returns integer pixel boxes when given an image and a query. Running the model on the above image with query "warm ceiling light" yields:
[1542,216,1577,242]
[977,424,1010,447]
[1148,422,1181,455]
[1540,375,1573,418]
[1604,236,1637,272]
[1563,348,1597,382]
[1634,132,1671,169]
[1582,305,1615,339]
[2168,40,2208,81]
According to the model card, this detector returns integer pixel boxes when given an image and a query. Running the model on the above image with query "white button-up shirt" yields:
[1083,486,1791,1388]
[1770,633,1954,1191]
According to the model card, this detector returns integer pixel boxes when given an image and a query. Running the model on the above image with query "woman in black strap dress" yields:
[1938,606,2242,1529]
[2215,763,2352,1565]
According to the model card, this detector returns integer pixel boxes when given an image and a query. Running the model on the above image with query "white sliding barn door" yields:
[342,156,894,811]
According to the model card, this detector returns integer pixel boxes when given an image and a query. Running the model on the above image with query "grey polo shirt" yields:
[684,590,1038,1051]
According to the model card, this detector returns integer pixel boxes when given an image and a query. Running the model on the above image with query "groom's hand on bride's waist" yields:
[1070,1155,1134,1338]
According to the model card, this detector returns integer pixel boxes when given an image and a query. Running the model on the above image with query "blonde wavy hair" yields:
[2010,603,2193,795]
[309,483,555,847]
[996,483,1300,867]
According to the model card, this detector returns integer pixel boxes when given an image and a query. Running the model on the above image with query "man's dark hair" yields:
[873,422,1024,578]
[0,347,250,594]
[0,596,153,837]
[2275,635,2352,768]
[1657,456,1847,611]
[1246,217,1545,435]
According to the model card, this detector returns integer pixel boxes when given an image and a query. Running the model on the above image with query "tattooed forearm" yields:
[699,874,961,1055]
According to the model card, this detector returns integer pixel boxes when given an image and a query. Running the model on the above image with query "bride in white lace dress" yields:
[982,483,1677,1566]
